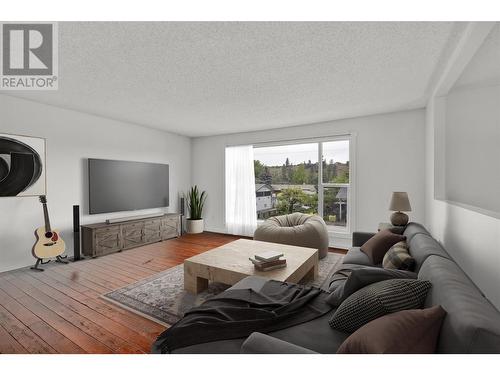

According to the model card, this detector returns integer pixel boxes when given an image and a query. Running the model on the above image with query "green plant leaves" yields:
[187,185,206,220]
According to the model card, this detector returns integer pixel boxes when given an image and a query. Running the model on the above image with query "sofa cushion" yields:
[418,256,500,353]
[225,276,350,353]
[241,333,317,354]
[329,278,432,333]
[174,276,348,354]
[360,229,406,264]
[173,312,349,354]
[352,232,376,247]
[403,222,431,242]
[337,305,447,354]
[408,233,450,271]
[267,312,349,353]
[342,247,377,266]
[383,241,416,271]
[326,266,417,307]
[172,338,244,354]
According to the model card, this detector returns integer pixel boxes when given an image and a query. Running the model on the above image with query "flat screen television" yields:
[88,158,169,214]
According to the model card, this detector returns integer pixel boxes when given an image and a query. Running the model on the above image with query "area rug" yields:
[102,252,344,326]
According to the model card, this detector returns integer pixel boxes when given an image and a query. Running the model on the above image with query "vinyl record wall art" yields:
[0,133,46,197]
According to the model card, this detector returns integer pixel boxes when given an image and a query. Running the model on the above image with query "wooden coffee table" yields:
[183,239,319,294]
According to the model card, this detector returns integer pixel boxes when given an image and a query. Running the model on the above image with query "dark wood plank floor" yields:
[0,232,346,354]
[0,232,238,354]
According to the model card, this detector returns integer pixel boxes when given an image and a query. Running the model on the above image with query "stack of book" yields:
[249,250,286,271]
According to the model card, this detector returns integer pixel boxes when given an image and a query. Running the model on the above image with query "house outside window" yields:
[253,137,352,233]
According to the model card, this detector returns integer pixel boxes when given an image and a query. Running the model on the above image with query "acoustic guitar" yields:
[32,195,67,271]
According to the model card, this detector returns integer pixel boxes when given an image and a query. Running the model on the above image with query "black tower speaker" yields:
[73,205,82,261]
[180,197,185,216]
[180,197,185,234]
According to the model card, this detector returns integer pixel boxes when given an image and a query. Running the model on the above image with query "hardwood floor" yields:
[0,232,346,354]
[0,232,238,354]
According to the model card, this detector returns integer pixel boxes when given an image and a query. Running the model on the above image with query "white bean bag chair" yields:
[253,213,329,259]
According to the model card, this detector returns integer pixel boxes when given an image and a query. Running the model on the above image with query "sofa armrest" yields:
[352,232,376,247]
[240,332,317,354]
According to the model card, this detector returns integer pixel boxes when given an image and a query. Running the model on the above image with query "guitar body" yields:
[32,196,66,264]
[33,226,66,259]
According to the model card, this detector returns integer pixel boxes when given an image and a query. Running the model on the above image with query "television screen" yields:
[88,158,169,214]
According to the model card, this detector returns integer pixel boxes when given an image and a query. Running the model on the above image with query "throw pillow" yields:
[382,241,416,271]
[336,305,447,354]
[326,267,417,307]
[329,278,432,333]
[360,229,406,264]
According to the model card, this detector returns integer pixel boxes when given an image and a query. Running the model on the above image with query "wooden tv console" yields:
[81,213,181,258]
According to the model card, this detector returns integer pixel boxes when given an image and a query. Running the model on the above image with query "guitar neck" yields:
[42,203,52,233]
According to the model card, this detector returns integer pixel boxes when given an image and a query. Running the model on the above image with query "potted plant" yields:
[186,185,207,234]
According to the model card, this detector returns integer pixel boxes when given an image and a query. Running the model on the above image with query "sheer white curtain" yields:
[225,145,257,236]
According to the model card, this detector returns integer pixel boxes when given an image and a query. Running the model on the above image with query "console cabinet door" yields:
[94,226,121,256]
[144,219,162,243]
[122,222,145,249]
[161,216,179,240]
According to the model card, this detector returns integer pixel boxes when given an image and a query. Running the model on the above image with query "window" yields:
[253,137,352,232]
[320,140,350,228]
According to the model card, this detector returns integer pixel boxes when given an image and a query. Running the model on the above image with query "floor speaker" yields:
[180,197,185,234]
[73,205,82,261]
[180,197,185,215]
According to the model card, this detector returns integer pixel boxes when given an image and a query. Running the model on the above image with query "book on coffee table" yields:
[249,257,286,267]
[249,256,287,271]
[254,250,284,262]
[254,262,287,272]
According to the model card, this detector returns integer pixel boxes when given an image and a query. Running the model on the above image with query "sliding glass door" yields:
[253,137,352,233]
[319,140,350,230]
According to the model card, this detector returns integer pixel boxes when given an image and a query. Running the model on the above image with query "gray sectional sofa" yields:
[172,223,500,354]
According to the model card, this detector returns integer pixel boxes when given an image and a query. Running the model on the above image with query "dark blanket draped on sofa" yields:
[151,280,333,353]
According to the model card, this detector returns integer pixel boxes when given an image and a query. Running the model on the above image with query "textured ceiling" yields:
[5,22,466,137]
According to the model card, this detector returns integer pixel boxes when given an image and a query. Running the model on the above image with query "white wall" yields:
[426,99,500,310]
[0,95,191,273]
[442,24,500,217]
[425,23,500,309]
[445,84,500,216]
[192,109,426,242]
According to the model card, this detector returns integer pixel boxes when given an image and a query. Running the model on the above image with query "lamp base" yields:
[390,211,409,226]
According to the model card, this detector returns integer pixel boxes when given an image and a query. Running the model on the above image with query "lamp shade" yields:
[389,192,412,212]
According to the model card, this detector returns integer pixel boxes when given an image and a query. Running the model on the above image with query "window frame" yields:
[252,134,356,236]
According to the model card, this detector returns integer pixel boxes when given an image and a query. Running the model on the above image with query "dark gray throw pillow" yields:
[329,279,432,333]
[326,267,417,307]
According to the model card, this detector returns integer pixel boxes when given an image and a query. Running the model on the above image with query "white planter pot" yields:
[186,219,204,234]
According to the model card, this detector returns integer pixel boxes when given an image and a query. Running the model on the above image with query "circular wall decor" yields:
[0,136,43,196]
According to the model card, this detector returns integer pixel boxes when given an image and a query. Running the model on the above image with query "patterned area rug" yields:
[102,252,344,326]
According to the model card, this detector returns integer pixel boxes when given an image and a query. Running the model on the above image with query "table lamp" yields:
[389,192,411,226]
